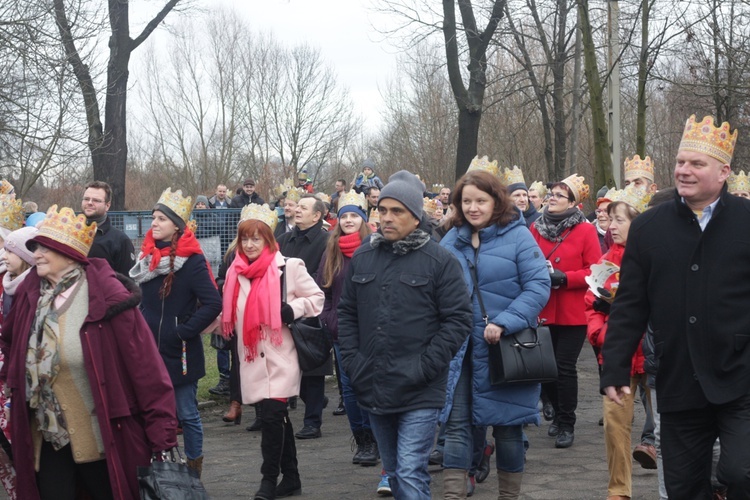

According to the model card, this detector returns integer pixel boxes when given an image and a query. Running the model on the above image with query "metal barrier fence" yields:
[108,209,245,274]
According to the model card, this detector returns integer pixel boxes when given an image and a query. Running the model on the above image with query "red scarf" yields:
[222,248,282,361]
[139,228,203,271]
[338,232,362,258]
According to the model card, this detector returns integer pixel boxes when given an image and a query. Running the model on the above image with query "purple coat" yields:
[316,252,352,342]
[0,259,178,500]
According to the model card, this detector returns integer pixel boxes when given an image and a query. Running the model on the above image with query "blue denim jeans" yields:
[443,357,473,470]
[217,349,230,380]
[174,382,203,460]
[333,343,370,432]
[493,425,525,473]
[369,408,439,500]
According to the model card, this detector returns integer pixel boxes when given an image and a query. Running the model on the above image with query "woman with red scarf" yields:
[130,188,222,478]
[221,203,323,500]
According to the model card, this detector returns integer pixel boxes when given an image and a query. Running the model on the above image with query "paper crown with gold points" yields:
[28,205,96,263]
[368,208,380,225]
[316,192,331,204]
[678,115,738,165]
[431,183,444,193]
[467,155,499,176]
[529,181,547,198]
[0,180,14,195]
[423,197,440,216]
[0,194,24,232]
[239,203,278,231]
[728,170,750,193]
[624,155,655,183]
[561,174,590,203]
[502,166,525,186]
[338,190,367,211]
[155,188,192,225]
[604,185,653,214]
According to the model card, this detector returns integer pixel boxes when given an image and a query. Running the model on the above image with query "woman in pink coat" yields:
[221,204,323,500]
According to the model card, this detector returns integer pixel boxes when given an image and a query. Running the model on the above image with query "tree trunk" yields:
[455,107,482,181]
[552,0,570,181]
[635,0,649,156]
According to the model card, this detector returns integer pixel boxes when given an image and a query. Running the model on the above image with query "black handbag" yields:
[281,260,332,372]
[137,447,208,500]
[210,333,230,351]
[468,261,558,385]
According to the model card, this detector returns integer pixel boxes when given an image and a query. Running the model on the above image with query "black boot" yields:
[246,403,263,432]
[358,428,380,467]
[254,399,287,500]
[351,429,366,464]
[276,416,301,497]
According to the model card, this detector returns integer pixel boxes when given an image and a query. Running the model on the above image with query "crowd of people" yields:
[0,113,748,500]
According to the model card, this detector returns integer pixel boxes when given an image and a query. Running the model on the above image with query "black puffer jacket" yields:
[338,229,472,415]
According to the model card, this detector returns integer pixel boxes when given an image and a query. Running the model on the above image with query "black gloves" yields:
[281,303,295,324]
[549,269,567,288]
[592,298,611,315]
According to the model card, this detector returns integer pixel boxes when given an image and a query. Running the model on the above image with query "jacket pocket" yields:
[399,274,429,287]
[352,273,376,284]
[735,334,750,351]
[352,273,377,305]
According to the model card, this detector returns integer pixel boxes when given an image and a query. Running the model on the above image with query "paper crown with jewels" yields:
[338,190,367,211]
[239,203,278,231]
[423,197,440,216]
[561,174,590,203]
[467,155,499,176]
[0,180,14,195]
[502,166,526,186]
[368,208,380,225]
[431,183,444,193]
[624,155,655,183]
[529,181,547,198]
[316,193,331,204]
[604,185,653,214]
[31,205,97,262]
[679,115,738,165]
[274,178,303,203]
[0,194,24,231]
[728,170,750,193]
[155,188,193,225]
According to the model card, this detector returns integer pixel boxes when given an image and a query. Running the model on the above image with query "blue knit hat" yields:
[379,170,425,220]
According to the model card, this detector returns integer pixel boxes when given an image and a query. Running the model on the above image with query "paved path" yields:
[199,347,661,499]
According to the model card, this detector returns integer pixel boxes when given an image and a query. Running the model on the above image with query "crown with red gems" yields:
[240,203,278,231]
[604,185,653,214]
[624,155,655,183]
[467,155,499,176]
[0,194,24,231]
[502,166,526,186]
[728,170,750,193]
[679,115,738,165]
[156,188,193,225]
[561,174,590,203]
[37,205,97,258]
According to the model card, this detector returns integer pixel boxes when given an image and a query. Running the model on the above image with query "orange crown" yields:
[624,155,655,183]
[37,205,96,259]
[561,174,590,203]
[678,115,738,165]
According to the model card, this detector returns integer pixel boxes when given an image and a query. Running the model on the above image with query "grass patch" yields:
[198,334,224,403]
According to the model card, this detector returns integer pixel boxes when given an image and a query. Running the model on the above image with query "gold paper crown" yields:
[0,180,14,195]
[239,203,278,231]
[728,170,750,193]
[605,186,653,214]
[285,187,303,203]
[37,205,96,258]
[529,181,547,197]
[368,208,380,225]
[624,155,655,183]
[316,193,331,204]
[0,194,24,231]
[423,197,439,215]
[679,115,738,165]
[156,188,192,224]
[338,190,366,212]
[467,155,499,176]
[431,183,444,193]
[561,174,590,202]
[502,166,526,187]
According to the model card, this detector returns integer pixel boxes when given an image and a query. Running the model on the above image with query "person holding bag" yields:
[439,166,551,499]
[0,206,178,499]
[220,203,323,500]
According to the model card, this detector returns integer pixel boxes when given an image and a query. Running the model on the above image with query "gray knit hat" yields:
[379,170,425,220]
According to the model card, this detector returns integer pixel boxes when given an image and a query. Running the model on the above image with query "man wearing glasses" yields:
[81,180,135,275]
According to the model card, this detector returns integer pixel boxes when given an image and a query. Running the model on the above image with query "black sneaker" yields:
[555,429,574,448]
[208,378,230,396]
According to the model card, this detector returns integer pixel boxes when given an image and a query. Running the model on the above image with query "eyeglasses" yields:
[595,209,608,215]
[82,197,106,204]
[550,192,571,201]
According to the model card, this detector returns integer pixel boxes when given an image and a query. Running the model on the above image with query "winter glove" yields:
[281,303,295,324]
[592,298,611,315]
[549,269,567,288]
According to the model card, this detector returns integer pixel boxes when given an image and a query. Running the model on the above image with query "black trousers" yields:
[37,442,113,500]
[300,375,326,429]
[661,393,750,500]
[541,325,587,431]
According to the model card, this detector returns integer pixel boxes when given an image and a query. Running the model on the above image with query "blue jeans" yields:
[174,382,203,460]
[369,408,439,500]
[217,349,230,380]
[443,357,473,470]
[493,425,525,473]
[333,343,370,432]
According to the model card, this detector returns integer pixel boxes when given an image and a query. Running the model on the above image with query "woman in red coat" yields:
[530,175,601,449]
[0,206,177,500]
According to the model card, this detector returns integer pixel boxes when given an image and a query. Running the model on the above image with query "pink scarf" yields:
[222,248,282,361]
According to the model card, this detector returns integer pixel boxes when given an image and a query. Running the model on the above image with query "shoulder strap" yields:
[544,226,574,260]
[280,257,288,304]
[467,259,488,325]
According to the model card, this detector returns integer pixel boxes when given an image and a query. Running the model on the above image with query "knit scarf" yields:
[338,232,362,258]
[370,229,431,255]
[2,266,32,297]
[129,228,203,285]
[222,248,282,361]
[26,266,84,450]
[533,207,588,242]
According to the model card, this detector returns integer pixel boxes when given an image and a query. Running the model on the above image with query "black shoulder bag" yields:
[468,260,558,385]
[281,260,332,372]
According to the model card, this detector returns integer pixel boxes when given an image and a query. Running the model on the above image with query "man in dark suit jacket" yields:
[601,115,750,499]
[277,194,330,439]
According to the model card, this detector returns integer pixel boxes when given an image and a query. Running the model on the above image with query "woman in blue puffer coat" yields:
[439,170,551,499]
